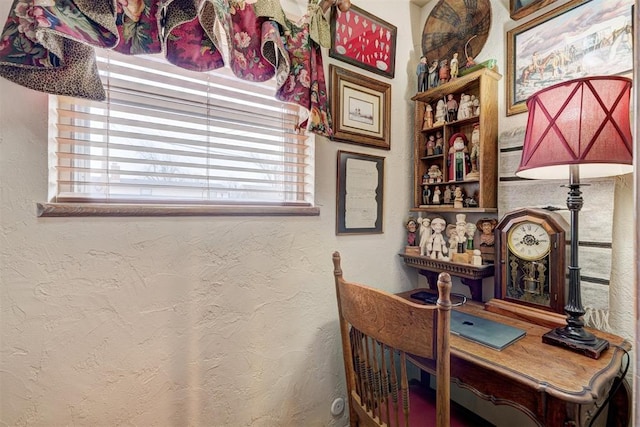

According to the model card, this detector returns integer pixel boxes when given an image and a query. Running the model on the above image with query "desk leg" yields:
[605,378,630,427]
[418,270,483,302]
[546,397,575,426]
[419,270,438,292]
[460,278,482,302]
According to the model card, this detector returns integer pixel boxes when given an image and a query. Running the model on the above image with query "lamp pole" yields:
[542,165,610,357]
[560,165,592,342]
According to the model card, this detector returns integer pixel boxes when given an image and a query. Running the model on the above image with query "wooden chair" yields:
[332,251,490,427]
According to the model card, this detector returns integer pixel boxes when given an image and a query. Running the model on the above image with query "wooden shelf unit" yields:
[399,253,495,301]
[411,68,501,214]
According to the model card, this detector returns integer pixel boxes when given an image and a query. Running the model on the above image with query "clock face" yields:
[507,222,551,261]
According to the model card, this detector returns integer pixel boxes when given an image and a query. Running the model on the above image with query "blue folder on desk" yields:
[450,310,526,351]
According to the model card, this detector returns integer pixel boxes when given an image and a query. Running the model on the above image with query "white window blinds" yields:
[50,50,314,208]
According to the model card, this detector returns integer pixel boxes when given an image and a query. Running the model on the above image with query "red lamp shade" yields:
[516,76,633,180]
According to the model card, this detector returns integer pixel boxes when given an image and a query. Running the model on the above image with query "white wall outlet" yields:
[330,397,345,416]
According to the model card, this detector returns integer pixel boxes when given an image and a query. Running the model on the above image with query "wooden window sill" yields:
[37,203,320,217]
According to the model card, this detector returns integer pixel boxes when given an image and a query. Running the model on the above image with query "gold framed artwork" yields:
[329,65,391,150]
[510,0,558,20]
[506,0,633,116]
[336,150,384,235]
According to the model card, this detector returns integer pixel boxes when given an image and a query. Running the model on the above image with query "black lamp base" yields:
[542,327,610,359]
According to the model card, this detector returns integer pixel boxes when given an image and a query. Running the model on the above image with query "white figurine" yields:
[432,186,441,204]
[417,217,432,256]
[472,249,483,266]
[457,93,472,120]
[465,221,477,250]
[471,94,480,116]
[427,217,448,260]
[434,99,446,125]
[446,224,458,253]
[450,52,459,80]
[453,186,464,209]
[455,214,467,253]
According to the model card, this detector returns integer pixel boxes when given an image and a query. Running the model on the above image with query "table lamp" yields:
[516,76,633,359]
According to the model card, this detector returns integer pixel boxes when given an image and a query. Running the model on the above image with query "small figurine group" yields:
[423,94,479,130]
[422,183,463,206]
[416,52,461,93]
[405,214,493,265]
[405,216,447,259]
[422,185,443,205]
[424,131,444,153]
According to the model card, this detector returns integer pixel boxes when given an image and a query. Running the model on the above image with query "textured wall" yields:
[0,1,417,425]
[0,0,635,426]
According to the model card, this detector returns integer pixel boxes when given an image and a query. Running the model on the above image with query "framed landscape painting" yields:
[506,0,633,115]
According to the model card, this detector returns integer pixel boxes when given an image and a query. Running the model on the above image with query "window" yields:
[43,49,318,217]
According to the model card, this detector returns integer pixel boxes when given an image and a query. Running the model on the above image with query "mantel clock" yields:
[495,208,569,314]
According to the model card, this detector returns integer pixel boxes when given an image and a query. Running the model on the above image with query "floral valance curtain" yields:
[0,0,335,136]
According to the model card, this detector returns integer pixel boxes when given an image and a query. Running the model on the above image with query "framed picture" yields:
[506,0,633,115]
[330,65,391,150]
[336,150,384,235]
[330,4,397,79]
[510,0,558,20]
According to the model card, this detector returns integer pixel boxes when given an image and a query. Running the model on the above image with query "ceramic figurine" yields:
[427,217,448,260]
[446,94,458,122]
[438,59,450,84]
[434,99,446,125]
[455,213,467,254]
[428,59,439,89]
[448,133,470,182]
[423,104,433,130]
[450,53,459,79]
[453,186,464,209]
[417,56,428,92]
[427,164,442,183]
[446,224,459,253]
[467,124,481,179]
[472,249,483,266]
[417,217,432,256]
[457,93,472,120]
[406,217,418,246]
[426,134,436,155]
[432,186,441,204]
[476,218,498,247]
[434,131,444,154]
[443,185,452,204]
[465,222,477,250]
[471,94,480,116]
[476,217,497,263]
[422,185,431,205]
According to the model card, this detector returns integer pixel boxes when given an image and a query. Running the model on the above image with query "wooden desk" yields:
[397,289,632,427]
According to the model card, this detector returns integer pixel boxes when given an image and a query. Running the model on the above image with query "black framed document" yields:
[336,151,384,235]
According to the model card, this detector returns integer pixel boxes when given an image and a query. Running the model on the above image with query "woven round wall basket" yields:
[421,0,492,65]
